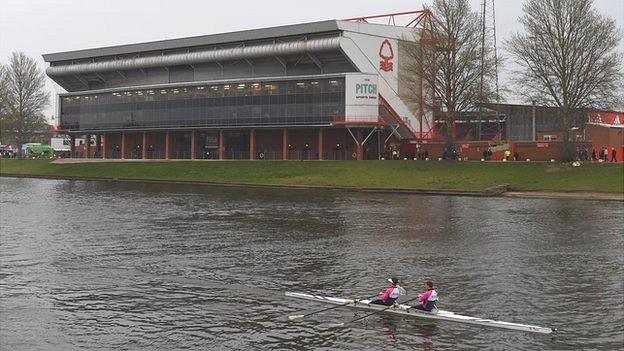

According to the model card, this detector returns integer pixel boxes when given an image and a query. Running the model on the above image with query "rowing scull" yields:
[285,292,554,334]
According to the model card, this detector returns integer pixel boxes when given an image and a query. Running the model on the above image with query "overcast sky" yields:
[1,0,622,119]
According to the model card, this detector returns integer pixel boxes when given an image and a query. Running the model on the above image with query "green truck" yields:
[22,143,54,158]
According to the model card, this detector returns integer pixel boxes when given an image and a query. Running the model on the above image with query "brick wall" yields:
[417,141,495,160]
[585,125,624,162]
[510,141,594,161]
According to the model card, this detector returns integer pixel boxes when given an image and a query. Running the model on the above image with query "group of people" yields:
[587,147,618,162]
[369,277,439,312]
[482,147,494,160]
[442,147,461,161]
[381,147,402,160]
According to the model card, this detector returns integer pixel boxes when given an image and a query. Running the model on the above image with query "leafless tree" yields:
[0,52,50,157]
[401,0,499,150]
[506,0,622,160]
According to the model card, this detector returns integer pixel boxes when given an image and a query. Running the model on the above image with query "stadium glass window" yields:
[59,77,345,130]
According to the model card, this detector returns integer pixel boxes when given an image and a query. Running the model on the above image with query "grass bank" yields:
[1,159,622,194]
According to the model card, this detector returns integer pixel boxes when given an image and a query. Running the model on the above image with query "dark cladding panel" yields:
[169,65,194,83]
[194,63,225,81]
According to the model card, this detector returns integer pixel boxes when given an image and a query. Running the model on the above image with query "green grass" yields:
[1,159,622,193]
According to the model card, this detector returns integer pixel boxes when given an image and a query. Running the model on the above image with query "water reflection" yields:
[0,177,623,350]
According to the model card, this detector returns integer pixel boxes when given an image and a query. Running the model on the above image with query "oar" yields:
[288,294,378,320]
[327,296,420,327]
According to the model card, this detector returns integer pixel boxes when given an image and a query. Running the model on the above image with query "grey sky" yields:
[1,0,622,120]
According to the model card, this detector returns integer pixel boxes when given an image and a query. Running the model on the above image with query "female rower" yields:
[414,281,438,311]
[370,277,404,306]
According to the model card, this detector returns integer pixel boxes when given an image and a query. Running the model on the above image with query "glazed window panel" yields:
[59,78,345,130]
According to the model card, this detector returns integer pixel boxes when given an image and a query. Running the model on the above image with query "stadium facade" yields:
[43,18,430,160]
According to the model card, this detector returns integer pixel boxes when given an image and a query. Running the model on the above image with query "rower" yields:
[414,281,438,312]
[370,277,403,306]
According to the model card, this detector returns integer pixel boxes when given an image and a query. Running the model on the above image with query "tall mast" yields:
[477,0,501,141]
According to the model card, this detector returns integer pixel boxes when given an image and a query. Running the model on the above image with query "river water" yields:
[0,177,622,350]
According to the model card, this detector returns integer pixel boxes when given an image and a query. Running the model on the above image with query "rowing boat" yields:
[285,292,554,334]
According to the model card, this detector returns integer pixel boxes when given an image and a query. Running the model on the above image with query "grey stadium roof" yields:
[42,20,343,63]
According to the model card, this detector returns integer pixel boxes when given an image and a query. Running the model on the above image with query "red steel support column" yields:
[142,132,147,159]
[318,128,324,160]
[95,135,101,158]
[165,131,170,160]
[121,132,126,159]
[85,134,91,158]
[249,129,256,160]
[102,134,107,159]
[70,135,76,158]
[191,130,196,160]
[282,129,288,160]
[219,130,224,160]
[356,128,363,160]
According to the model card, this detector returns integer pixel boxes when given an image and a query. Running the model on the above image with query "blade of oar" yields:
[288,294,377,320]
[328,296,420,327]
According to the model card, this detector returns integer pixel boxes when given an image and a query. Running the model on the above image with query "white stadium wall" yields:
[339,23,424,136]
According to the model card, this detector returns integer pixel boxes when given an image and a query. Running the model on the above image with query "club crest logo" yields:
[379,39,394,72]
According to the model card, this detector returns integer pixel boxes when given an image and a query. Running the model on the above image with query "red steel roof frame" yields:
[344,10,455,142]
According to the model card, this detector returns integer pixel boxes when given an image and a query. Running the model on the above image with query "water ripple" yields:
[1,178,623,350]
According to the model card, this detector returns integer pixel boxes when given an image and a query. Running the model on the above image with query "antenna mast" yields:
[477,0,501,141]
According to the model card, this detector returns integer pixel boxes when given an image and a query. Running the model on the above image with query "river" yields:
[0,177,622,350]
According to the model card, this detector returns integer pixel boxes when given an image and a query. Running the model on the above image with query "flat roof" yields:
[481,103,623,115]
[43,20,341,63]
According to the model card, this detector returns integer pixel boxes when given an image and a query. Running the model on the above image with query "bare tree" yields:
[0,52,50,157]
[401,0,499,149]
[506,0,622,160]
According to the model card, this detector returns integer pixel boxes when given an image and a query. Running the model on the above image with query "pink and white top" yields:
[379,286,401,303]
[418,289,438,305]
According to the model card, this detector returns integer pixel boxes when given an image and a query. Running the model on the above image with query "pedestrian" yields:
[576,147,581,161]
[611,148,617,162]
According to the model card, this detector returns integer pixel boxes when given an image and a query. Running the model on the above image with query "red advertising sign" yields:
[379,39,394,72]
[587,112,623,126]
[537,143,549,148]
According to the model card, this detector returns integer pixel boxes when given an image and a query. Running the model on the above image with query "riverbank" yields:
[1,159,622,200]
